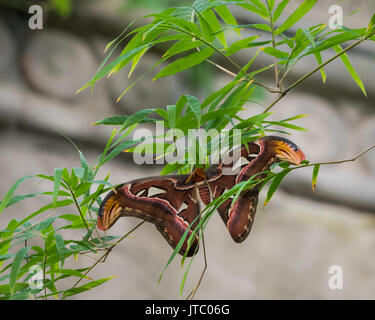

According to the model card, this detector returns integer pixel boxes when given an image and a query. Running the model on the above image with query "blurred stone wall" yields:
[1,0,375,299]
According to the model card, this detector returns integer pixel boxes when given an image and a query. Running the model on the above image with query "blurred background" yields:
[1,0,375,299]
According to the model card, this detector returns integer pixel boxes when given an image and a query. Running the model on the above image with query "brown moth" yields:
[97,136,305,256]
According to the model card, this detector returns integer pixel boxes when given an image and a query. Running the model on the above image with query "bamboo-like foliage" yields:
[1,0,375,299]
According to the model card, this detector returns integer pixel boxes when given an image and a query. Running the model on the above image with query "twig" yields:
[69,221,145,290]
[160,23,281,94]
[0,213,53,243]
[186,233,208,300]
[266,0,280,89]
[263,35,369,113]
[206,59,237,77]
[292,144,375,170]
[65,181,91,235]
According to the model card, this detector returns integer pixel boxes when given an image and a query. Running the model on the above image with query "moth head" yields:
[97,191,123,231]
[261,136,306,165]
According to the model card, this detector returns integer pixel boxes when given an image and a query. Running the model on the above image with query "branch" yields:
[160,24,281,94]
[294,144,375,170]
[266,0,280,88]
[69,221,145,291]
[263,35,370,113]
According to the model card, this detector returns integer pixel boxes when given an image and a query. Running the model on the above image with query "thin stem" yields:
[263,35,369,113]
[69,221,145,290]
[206,59,237,77]
[286,37,367,94]
[292,144,375,170]
[263,92,285,113]
[0,213,53,243]
[159,24,281,94]
[65,180,91,234]
[186,233,208,300]
[266,0,280,88]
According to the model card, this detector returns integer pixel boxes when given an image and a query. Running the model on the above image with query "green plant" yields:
[1,0,375,300]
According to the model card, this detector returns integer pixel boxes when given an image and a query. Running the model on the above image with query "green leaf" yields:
[264,169,291,206]
[17,200,74,227]
[202,9,227,47]
[62,277,114,298]
[78,44,151,93]
[0,176,33,215]
[276,0,317,35]
[239,3,268,20]
[280,114,309,122]
[52,269,92,280]
[35,217,56,231]
[201,79,239,110]
[128,46,149,78]
[154,47,215,80]
[221,23,271,33]
[161,162,182,175]
[215,5,240,36]
[53,168,63,206]
[366,13,375,35]
[55,234,66,266]
[224,36,260,56]
[235,113,272,129]
[167,105,177,129]
[175,94,188,117]
[264,121,308,132]
[120,108,156,133]
[93,115,157,126]
[303,32,360,56]
[249,0,269,15]
[333,45,367,96]
[186,95,202,126]
[9,247,30,298]
[50,0,72,17]
[312,164,320,192]
[162,39,202,59]
[267,0,275,10]
[158,224,192,285]
[97,139,139,167]
[273,0,290,23]
[5,193,42,209]
[314,52,327,83]
[262,47,289,59]
[240,0,269,19]
[197,10,215,43]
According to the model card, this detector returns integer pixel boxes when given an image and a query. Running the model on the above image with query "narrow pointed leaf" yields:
[264,169,291,206]
[312,164,320,192]
[154,47,215,80]
[273,0,290,22]
[0,176,34,214]
[53,168,63,206]
[63,277,114,297]
[276,0,317,35]
[333,45,367,96]
[10,247,30,297]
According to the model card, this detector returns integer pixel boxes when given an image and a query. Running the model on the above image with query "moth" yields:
[97,136,305,257]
